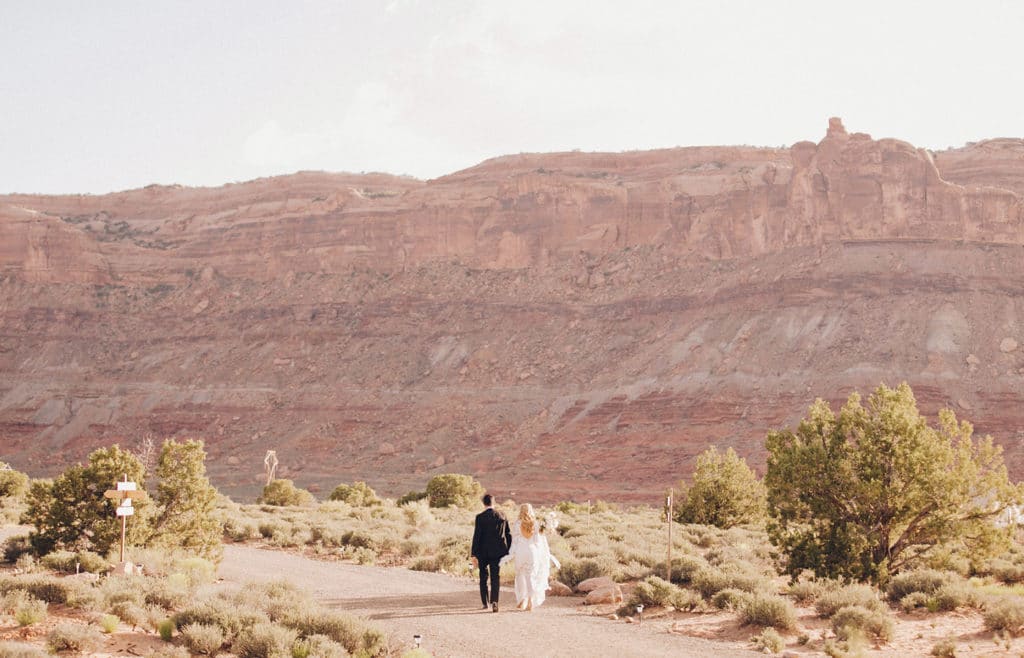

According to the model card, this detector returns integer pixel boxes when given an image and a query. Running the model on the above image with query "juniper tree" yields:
[765,382,1023,583]
[24,445,151,555]
[149,439,222,561]
[674,446,765,528]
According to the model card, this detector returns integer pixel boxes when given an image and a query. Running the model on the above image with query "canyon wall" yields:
[1,119,1022,501]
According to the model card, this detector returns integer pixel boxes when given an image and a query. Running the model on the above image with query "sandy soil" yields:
[217,544,763,657]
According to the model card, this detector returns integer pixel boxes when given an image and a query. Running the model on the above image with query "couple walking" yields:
[471,493,560,612]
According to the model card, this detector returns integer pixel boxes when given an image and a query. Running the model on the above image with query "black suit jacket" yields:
[471,507,511,562]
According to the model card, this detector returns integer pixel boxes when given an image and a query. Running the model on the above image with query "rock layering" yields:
[1,119,1022,501]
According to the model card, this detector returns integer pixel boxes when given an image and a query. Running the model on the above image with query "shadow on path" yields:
[324,590,498,620]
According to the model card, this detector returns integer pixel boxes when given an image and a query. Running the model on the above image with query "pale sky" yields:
[2,0,1022,194]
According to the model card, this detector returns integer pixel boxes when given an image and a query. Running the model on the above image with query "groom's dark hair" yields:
[482,493,493,506]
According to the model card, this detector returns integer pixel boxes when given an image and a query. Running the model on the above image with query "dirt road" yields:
[218,544,761,658]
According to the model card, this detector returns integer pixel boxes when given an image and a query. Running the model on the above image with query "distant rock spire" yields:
[827,117,847,137]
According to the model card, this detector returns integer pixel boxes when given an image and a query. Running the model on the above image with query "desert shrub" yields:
[691,565,766,599]
[144,578,190,610]
[282,608,385,656]
[224,516,260,542]
[788,578,836,605]
[0,641,48,658]
[831,604,895,642]
[38,549,108,574]
[47,622,103,653]
[397,490,427,506]
[109,599,148,629]
[751,627,785,653]
[158,617,175,640]
[182,622,225,655]
[291,633,348,658]
[149,439,223,562]
[425,474,484,508]
[233,622,298,658]
[711,588,750,610]
[738,593,798,630]
[174,598,270,637]
[329,481,382,506]
[351,546,377,565]
[983,597,1024,636]
[899,591,931,612]
[557,559,606,589]
[814,583,886,617]
[401,499,434,527]
[674,446,766,528]
[2,573,82,604]
[628,576,684,608]
[258,480,315,507]
[654,554,708,585]
[988,558,1024,584]
[931,637,958,657]
[14,596,47,626]
[3,535,33,564]
[99,613,120,633]
[885,569,953,602]
[929,581,978,612]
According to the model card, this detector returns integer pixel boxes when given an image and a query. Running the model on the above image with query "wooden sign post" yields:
[104,475,148,564]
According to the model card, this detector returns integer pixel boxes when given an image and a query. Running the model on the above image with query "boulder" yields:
[547,580,573,597]
[584,584,624,605]
[576,576,615,593]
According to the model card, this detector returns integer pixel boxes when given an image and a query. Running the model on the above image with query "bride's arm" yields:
[541,533,560,569]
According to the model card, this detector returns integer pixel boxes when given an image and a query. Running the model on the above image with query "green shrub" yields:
[39,549,109,574]
[182,622,226,655]
[282,608,384,656]
[628,576,683,608]
[149,439,223,562]
[899,591,931,612]
[788,578,834,605]
[175,599,271,637]
[3,535,33,564]
[983,597,1024,636]
[751,627,785,653]
[424,474,483,508]
[233,622,298,658]
[655,554,708,585]
[397,490,427,506]
[988,558,1024,585]
[674,446,766,528]
[329,481,382,506]
[14,596,47,626]
[0,641,48,658]
[557,559,607,589]
[930,581,978,612]
[46,622,103,653]
[99,613,120,633]
[814,583,886,617]
[351,546,377,565]
[109,600,148,629]
[830,604,895,642]
[931,637,958,657]
[258,480,315,507]
[158,617,175,641]
[290,634,348,658]
[738,593,798,630]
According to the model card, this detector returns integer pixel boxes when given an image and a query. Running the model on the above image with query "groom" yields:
[471,493,512,612]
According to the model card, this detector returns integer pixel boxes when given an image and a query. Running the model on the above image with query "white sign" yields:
[116,506,134,516]
[116,481,137,491]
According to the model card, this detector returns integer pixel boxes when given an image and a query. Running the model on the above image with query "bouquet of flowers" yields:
[538,510,559,534]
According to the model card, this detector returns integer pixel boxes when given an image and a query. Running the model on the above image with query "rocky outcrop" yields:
[0,120,1022,501]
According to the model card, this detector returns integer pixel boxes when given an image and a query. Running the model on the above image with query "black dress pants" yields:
[478,557,502,605]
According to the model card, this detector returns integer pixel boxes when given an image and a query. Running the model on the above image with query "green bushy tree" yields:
[258,479,315,506]
[0,462,30,524]
[765,382,1023,583]
[24,446,152,556]
[674,446,765,528]
[149,439,222,561]
[425,474,484,508]
[328,481,381,506]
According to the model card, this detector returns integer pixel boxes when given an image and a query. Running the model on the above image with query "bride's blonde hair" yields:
[519,503,536,538]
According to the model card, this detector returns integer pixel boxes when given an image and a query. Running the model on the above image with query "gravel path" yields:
[218,544,762,658]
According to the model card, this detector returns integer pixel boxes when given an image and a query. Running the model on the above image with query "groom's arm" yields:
[471,515,482,559]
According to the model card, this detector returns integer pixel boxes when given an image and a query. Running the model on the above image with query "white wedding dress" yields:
[505,520,560,609]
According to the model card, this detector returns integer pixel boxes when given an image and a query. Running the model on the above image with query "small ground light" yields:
[413,634,422,648]
[636,604,643,625]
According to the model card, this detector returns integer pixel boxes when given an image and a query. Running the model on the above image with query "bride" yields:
[504,503,560,611]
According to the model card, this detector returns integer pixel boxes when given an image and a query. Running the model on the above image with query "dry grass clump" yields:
[291,633,349,658]
[38,550,109,574]
[181,622,226,655]
[627,576,701,610]
[751,627,785,653]
[233,621,298,658]
[691,564,769,599]
[886,570,978,613]
[930,637,958,657]
[14,595,47,626]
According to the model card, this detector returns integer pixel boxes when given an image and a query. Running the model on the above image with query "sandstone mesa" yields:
[1,119,1022,501]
